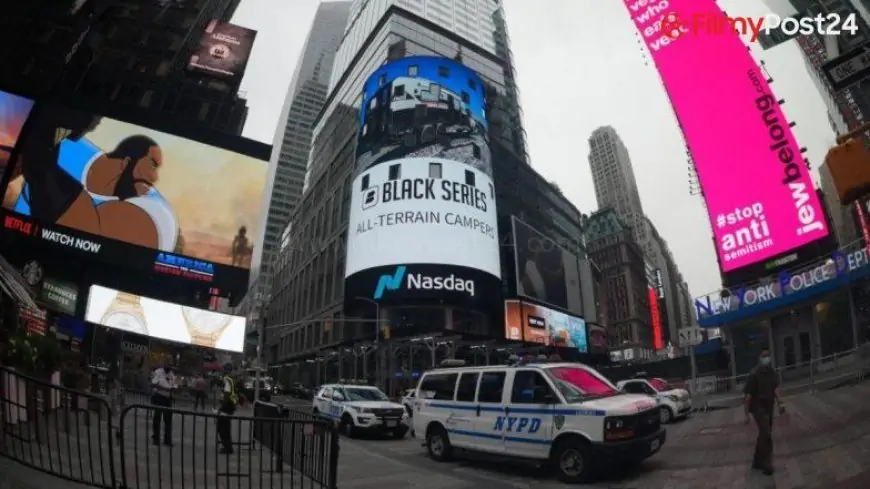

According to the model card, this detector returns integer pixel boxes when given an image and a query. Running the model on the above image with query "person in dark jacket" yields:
[743,348,783,475]
[217,364,238,454]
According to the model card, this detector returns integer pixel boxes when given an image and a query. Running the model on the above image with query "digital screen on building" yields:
[512,217,583,315]
[648,287,663,350]
[504,299,588,353]
[85,285,245,352]
[345,56,501,306]
[0,104,268,293]
[187,20,257,80]
[0,91,35,180]
[621,1,828,272]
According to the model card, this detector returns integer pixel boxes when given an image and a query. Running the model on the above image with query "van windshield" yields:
[343,388,389,401]
[547,367,619,402]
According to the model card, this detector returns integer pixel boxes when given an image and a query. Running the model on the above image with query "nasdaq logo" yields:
[154,253,215,282]
[373,266,406,299]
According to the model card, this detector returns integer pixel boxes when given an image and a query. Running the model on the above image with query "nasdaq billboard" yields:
[345,56,501,308]
[621,0,829,272]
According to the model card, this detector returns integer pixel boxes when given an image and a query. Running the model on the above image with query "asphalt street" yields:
[274,383,870,489]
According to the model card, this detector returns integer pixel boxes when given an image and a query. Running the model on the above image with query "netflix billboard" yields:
[187,20,256,81]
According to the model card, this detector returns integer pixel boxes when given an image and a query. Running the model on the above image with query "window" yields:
[548,367,619,403]
[393,84,405,97]
[361,174,369,190]
[647,378,670,392]
[511,371,555,404]
[389,164,401,180]
[419,373,458,400]
[429,162,442,178]
[467,78,476,91]
[621,382,651,395]
[461,91,470,104]
[455,372,479,402]
[320,387,333,399]
[465,170,475,187]
[477,371,506,403]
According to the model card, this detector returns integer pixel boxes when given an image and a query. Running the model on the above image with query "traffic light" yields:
[824,137,870,205]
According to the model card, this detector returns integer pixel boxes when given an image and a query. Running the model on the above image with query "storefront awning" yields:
[0,254,39,309]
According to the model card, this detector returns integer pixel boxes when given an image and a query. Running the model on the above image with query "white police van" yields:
[312,384,410,439]
[413,360,666,483]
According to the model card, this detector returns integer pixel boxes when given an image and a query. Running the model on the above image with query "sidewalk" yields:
[604,381,870,488]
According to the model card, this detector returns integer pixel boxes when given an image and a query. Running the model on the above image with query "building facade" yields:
[2,0,250,135]
[583,208,653,360]
[587,126,692,341]
[239,2,352,344]
[266,4,592,381]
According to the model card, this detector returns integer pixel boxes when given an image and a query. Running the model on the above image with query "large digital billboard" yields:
[0,91,35,179]
[504,299,588,352]
[621,0,829,272]
[85,285,245,352]
[512,217,583,315]
[345,56,501,306]
[0,104,267,294]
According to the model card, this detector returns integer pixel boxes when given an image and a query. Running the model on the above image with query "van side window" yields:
[511,371,554,404]
[477,371,506,403]
[419,373,458,400]
[321,387,333,399]
[455,372,479,402]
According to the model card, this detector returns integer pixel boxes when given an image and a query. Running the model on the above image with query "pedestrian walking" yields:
[217,364,238,454]
[743,348,784,476]
[151,363,177,446]
[106,368,124,441]
[194,373,209,410]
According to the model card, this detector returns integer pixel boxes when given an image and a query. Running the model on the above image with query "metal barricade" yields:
[0,366,118,488]
[118,403,339,489]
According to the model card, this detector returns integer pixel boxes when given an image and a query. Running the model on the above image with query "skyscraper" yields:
[238,1,351,338]
[265,0,588,377]
[587,126,693,343]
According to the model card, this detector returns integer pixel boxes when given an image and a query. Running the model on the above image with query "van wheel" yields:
[426,425,453,462]
[340,414,357,438]
[553,438,593,483]
[660,406,673,424]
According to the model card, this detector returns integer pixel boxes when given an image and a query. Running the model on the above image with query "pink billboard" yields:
[622,0,829,272]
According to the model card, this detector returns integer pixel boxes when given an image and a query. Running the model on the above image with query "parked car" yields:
[616,377,691,423]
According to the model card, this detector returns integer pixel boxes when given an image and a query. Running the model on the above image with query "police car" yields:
[413,360,666,483]
[616,377,692,424]
[312,384,410,438]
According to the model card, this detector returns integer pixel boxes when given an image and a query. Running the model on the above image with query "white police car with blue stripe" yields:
[312,384,410,439]
[413,361,666,483]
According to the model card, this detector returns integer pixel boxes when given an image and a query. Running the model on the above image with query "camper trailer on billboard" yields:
[360,76,479,152]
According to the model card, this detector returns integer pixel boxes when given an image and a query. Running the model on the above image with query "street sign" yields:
[678,327,703,347]
[822,45,870,92]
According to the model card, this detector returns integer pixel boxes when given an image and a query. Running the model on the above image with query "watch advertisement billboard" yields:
[345,56,501,306]
[504,299,588,353]
[0,90,35,178]
[187,20,257,81]
[512,217,583,315]
[85,285,245,352]
[621,0,828,272]
[0,104,268,295]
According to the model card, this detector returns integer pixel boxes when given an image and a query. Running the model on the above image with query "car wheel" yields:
[340,414,357,438]
[660,406,673,424]
[425,425,453,462]
[552,437,593,483]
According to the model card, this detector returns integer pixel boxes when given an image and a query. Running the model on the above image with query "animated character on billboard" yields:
[5,107,179,251]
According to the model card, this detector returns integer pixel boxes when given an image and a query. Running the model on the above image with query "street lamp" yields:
[353,296,381,342]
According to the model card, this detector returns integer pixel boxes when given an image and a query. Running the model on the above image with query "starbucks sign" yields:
[41,278,78,315]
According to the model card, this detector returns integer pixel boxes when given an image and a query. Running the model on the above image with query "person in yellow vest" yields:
[217,363,238,454]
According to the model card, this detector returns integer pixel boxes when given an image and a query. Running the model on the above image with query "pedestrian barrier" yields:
[1,367,340,489]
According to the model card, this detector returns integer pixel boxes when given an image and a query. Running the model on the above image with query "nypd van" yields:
[312,384,410,439]
[413,361,666,483]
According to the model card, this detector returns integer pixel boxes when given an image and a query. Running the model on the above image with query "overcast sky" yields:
[231,0,835,300]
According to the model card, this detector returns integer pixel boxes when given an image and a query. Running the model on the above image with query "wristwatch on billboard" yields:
[181,307,232,348]
[101,292,149,335]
